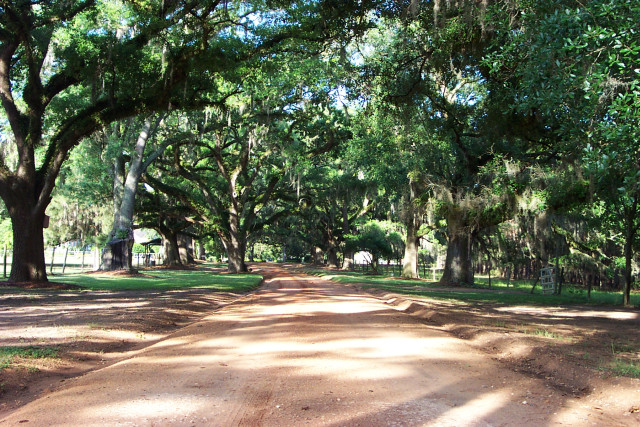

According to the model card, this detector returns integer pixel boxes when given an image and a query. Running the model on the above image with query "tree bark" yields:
[162,231,182,266]
[341,252,354,270]
[402,180,422,278]
[312,246,324,265]
[402,224,420,278]
[177,233,194,265]
[112,154,125,231]
[622,208,635,305]
[7,201,48,282]
[104,117,164,271]
[341,193,354,270]
[225,237,248,273]
[439,216,474,285]
[326,244,339,268]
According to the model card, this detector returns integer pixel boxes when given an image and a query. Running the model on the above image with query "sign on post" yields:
[540,267,555,294]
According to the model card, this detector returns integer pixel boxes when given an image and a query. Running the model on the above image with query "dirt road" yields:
[0,267,634,425]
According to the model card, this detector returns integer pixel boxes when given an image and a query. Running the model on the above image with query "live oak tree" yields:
[0,0,241,281]
[489,0,640,303]
[0,0,375,281]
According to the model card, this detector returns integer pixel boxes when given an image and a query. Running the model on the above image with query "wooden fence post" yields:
[62,247,69,274]
[50,247,56,274]
[3,245,6,278]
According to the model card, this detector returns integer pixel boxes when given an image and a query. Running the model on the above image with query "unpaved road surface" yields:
[1,267,637,426]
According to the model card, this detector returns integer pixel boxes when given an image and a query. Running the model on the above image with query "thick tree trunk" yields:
[101,235,134,271]
[312,246,324,265]
[402,180,422,278]
[112,155,125,232]
[341,251,354,270]
[117,118,154,230]
[177,233,194,265]
[326,245,339,268]
[162,232,182,266]
[222,230,248,273]
[104,118,161,271]
[402,215,420,279]
[8,202,48,282]
[340,194,354,270]
[440,217,474,285]
[623,213,634,306]
[226,243,247,273]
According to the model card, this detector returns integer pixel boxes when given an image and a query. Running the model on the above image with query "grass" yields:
[526,328,568,340]
[605,360,640,378]
[304,268,640,307]
[57,269,263,292]
[0,346,59,370]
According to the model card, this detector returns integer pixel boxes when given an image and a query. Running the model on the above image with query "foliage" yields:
[345,220,400,272]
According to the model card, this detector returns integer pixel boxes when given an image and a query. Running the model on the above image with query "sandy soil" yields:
[1,265,639,426]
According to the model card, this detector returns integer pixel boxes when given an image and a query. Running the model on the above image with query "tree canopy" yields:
[1,0,639,304]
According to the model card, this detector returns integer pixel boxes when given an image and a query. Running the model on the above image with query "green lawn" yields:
[0,346,59,370]
[57,269,263,292]
[304,268,639,307]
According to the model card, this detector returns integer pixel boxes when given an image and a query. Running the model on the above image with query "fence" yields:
[1,248,161,278]
[355,262,444,280]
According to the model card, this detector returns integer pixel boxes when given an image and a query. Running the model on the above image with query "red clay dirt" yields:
[1,265,639,426]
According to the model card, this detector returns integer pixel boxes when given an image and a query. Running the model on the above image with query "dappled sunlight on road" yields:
[1,267,616,426]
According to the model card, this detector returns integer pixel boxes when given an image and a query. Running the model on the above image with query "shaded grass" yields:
[304,268,639,307]
[0,346,59,370]
[58,270,263,292]
[604,360,640,378]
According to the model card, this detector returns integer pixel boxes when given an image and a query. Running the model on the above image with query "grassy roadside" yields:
[58,270,264,292]
[302,267,640,307]
[0,346,59,371]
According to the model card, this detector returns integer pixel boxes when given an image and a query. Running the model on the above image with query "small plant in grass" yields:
[610,342,637,354]
[607,360,640,378]
[0,346,59,370]
[533,328,559,339]
[522,328,567,340]
[490,320,508,328]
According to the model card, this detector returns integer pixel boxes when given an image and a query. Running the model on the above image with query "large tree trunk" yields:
[111,154,125,232]
[341,251,354,270]
[312,246,324,265]
[402,180,422,278]
[326,244,339,268]
[177,233,194,265]
[104,117,162,271]
[226,242,247,273]
[341,195,354,270]
[7,199,48,282]
[622,207,636,306]
[161,232,182,266]
[440,216,475,285]
[402,221,420,278]
[222,230,248,273]
[101,233,134,271]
